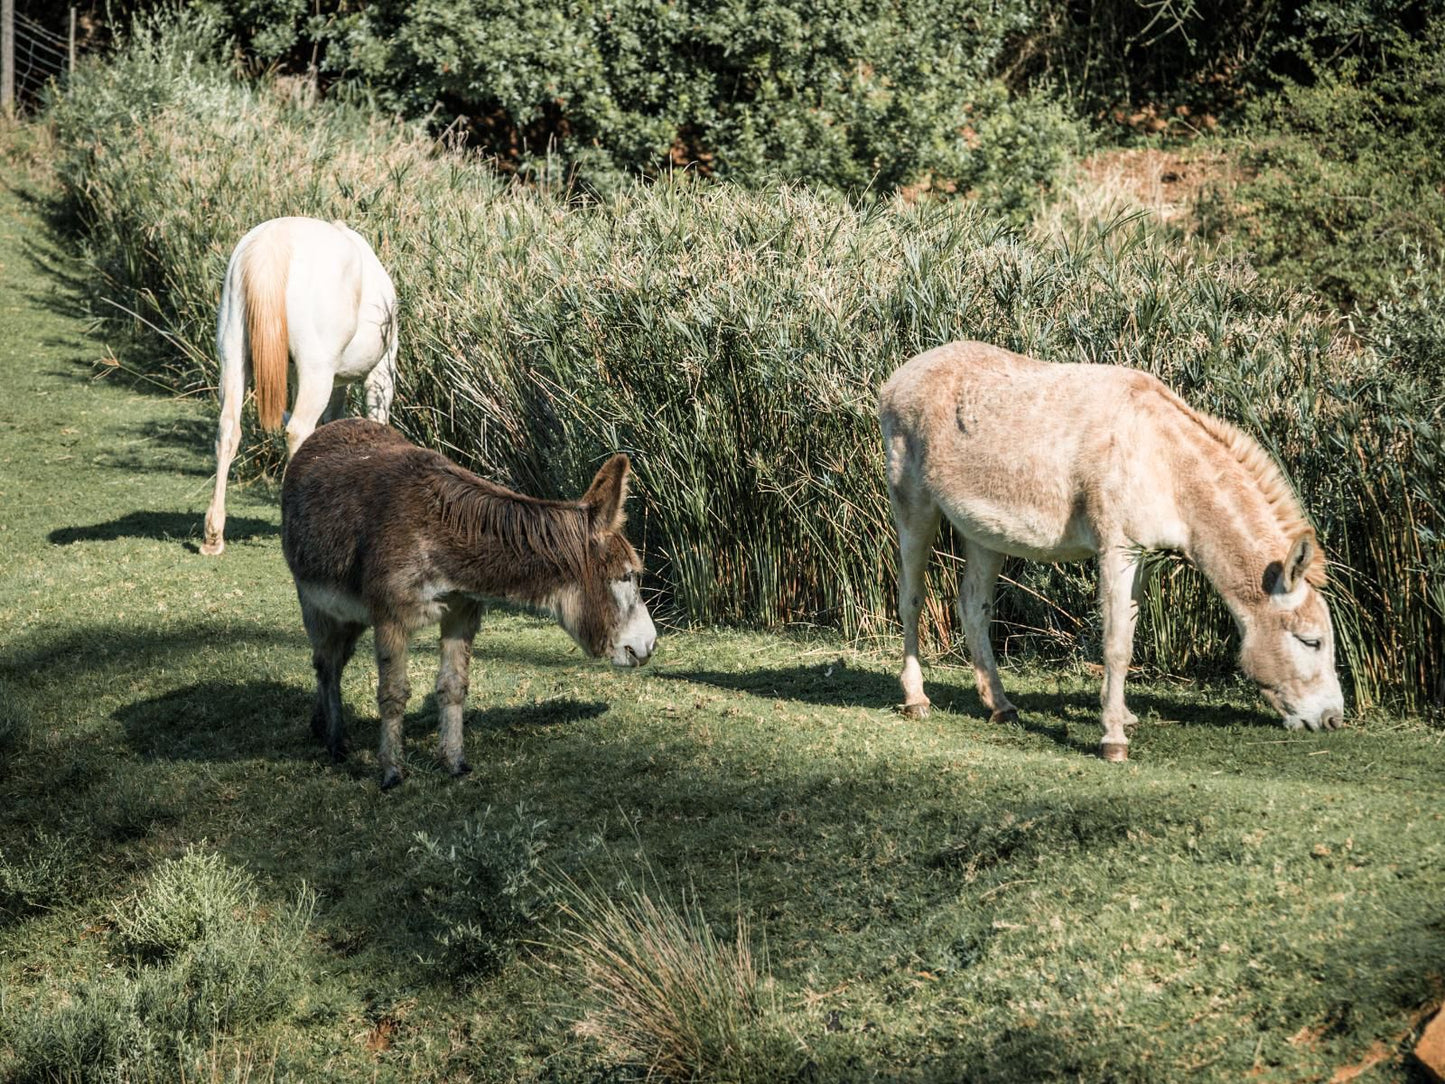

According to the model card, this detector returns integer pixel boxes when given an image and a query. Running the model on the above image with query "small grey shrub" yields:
[117,848,256,962]
[0,829,77,918]
[411,805,549,979]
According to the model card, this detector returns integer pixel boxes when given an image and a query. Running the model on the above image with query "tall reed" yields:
[47,20,1443,715]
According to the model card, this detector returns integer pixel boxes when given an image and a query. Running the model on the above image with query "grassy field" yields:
[1,139,1443,1082]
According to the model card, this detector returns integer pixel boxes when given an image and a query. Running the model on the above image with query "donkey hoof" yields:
[990,708,1019,725]
[380,766,403,790]
[198,538,224,557]
[1099,741,1129,763]
[901,701,931,720]
[450,760,472,778]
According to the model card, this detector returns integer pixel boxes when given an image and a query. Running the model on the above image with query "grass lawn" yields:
[0,134,1442,1082]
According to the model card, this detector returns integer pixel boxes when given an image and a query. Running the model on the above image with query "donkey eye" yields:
[1294,634,1322,650]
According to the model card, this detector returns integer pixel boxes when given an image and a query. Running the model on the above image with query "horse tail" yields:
[242,226,292,432]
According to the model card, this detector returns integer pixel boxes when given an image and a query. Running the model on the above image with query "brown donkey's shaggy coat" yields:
[282,419,656,788]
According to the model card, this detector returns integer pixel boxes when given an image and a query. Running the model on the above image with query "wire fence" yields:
[9,9,72,109]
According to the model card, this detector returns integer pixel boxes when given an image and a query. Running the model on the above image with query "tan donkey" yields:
[878,341,1344,760]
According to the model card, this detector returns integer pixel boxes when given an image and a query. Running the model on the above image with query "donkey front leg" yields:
[1098,545,1145,762]
[374,619,412,789]
[959,540,1018,724]
[436,604,481,777]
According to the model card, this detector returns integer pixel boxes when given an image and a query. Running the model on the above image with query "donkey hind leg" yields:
[958,539,1018,724]
[374,619,412,790]
[200,322,247,556]
[436,603,481,777]
[888,476,942,719]
[302,603,363,762]
[284,364,337,459]
[1097,545,1145,762]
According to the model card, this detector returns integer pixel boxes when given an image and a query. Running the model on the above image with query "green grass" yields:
[2,136,1443,1081]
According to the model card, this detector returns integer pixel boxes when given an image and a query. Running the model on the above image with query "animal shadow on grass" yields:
[93,418,233,479]
[49,510,277,550]
[114,681,320,764]
[471,698,610,732]
[664,663,1090,752]
[666,661,1278,754]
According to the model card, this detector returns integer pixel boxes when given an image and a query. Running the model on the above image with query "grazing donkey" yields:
[282,419,656,789]
[201,216,399,556]
[878,341,1344,760]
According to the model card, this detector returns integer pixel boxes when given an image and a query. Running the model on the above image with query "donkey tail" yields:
[241,226,292,431]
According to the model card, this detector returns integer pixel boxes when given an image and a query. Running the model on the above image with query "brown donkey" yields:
[282,419,656,788]
[879,341,1344,760]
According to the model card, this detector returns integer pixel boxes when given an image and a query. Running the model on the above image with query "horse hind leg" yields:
[1097,545,1144,762]
[958,539,1018,724]
[362,328,397,424]
[200,340,246,557]
[374,619,412,790]
[285,364,337,458]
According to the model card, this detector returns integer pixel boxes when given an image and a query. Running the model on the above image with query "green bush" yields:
[410,806,550,978]
[3,850,315,1082]
[1205,19,1445,311]
[188,0,1083,207]
[48,29,1444,714]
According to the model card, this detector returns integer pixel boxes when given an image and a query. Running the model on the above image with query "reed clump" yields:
[47,20,1443,715]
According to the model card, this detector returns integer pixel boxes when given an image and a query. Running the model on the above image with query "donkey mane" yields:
[1167,391,1327,586]
[430,463,593,583]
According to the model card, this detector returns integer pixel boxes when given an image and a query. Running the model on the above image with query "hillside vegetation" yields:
[45,17,1444,713]
[0,152,1441,1078]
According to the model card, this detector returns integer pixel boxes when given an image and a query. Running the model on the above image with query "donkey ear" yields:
[582,453,630,534]
[1275,530,1317,593]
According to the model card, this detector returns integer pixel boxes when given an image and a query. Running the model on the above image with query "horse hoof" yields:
[450,760,472,778]
[1099,742,1129,763]
[380,767,402,790]
[199,539,224,557]
[901,702,931,720]
[990,708,1019,725]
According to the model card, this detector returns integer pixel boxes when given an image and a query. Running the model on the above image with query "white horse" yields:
[200,216,399,556]
[878,341,1345,760]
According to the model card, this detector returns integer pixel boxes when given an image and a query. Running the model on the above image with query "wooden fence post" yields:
[1,0,14,116]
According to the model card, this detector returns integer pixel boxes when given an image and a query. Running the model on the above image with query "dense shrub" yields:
[1202,19,1445,311]
[47,26,1444,713]
[187,0,1088,206]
